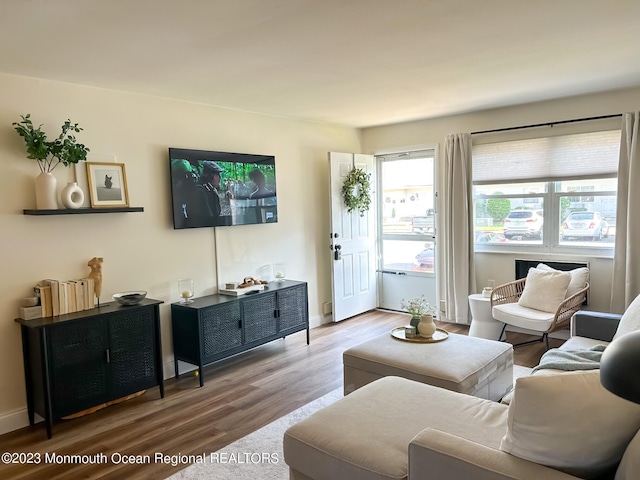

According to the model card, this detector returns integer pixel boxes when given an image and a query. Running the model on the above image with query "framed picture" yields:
[86,162,129,207]
[75,154,116,207]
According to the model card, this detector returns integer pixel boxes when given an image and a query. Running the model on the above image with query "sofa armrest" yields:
[408,429,579,480]
[570,310,622,342]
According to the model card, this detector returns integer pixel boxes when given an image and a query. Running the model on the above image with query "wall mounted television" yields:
[169,148,278,229]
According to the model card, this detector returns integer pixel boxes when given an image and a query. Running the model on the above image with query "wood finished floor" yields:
[0,310,562,479]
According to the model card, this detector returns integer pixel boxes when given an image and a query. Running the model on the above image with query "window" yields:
[472,130,620,252]
[377,150,435,273]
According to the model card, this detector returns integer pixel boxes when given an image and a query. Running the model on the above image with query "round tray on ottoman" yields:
[391,327,449,343]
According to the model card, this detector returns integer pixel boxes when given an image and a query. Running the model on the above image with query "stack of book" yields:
[32,278,96,318]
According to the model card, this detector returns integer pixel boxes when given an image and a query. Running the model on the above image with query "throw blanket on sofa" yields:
[532,345,606,373]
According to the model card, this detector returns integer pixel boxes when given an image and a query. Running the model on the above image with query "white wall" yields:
[362,86,640,316]
[0,73,361,432]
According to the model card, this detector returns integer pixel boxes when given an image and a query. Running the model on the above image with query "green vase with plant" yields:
[12,114,90,209]
[400,295,437,337]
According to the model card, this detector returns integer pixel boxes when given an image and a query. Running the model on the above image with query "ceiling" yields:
[1,0,639,127]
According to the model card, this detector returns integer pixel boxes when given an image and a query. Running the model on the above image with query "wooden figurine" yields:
[87,257,104,305]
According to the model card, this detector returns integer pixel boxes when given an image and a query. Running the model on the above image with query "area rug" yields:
[169,366,533,480]
[167,388,343,480]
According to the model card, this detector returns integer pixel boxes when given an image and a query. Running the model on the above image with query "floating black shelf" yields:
[23,207,144,215]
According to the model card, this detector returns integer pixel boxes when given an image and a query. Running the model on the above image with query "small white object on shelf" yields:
[274,262,286,282]
[61,182,84,209]
[178,278,194,304]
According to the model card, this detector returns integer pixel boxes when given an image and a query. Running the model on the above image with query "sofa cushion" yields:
[284,376,508,480]
[499,370,640,479]
[518,268,571,313]
[613,293,640,340]
[616,428,640,480]
[561,335,609,350]
[537,263,589,298]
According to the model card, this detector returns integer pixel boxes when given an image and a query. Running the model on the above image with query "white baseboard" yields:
[0,409,43,436]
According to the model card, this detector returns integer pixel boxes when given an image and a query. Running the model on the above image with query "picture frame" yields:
[86,162,129,207]
[75,153,116,207]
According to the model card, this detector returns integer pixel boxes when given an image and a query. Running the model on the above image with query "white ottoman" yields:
[469,293,505,340]
[343,331,513,401]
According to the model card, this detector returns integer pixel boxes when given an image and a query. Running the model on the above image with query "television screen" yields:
[169,148,278,229]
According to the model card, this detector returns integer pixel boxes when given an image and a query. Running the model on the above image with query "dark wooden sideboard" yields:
[171,280,309,386]
[16,299,164,438]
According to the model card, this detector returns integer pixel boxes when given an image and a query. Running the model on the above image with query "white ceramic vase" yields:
[35,172,58,209]
[418,314,437,338]
[61,182,85,209]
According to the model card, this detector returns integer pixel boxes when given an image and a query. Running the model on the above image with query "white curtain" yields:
[611,112,640,312]
[442,133,475,323]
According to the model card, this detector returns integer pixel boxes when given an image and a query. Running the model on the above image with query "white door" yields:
[329,152,377,322]
[377,150,438,314]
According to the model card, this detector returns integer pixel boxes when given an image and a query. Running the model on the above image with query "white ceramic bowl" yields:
[112,291,147,306]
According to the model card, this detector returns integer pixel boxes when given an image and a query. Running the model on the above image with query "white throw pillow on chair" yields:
[536,263,589,297]
[518,268,571,313]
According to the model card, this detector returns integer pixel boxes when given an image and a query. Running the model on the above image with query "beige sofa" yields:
[284,296,640,480]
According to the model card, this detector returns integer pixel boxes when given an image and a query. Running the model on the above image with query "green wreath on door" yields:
[342,168,371,217]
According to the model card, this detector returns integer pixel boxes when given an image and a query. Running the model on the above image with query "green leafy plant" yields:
[400,295,436,318]
[12,114,90,173]
[341,167,371,216]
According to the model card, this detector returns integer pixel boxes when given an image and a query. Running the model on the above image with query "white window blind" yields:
[472,130,621,184]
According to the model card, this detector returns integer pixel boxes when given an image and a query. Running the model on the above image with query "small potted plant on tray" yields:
[400,295,437,338]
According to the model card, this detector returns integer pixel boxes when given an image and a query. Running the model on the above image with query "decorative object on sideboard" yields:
[219,276,268,297]
[178,278,194,304]
[20,297,39,307]
[12,113,90,210]
[35,277,95,317]
[238,276,269,288]
[86,162,129,208]
[341,167,371,216]
[60,181,85,209]
[256,263,273,284]
[87,257,104,306]
[18,297,41,320]
[112,291,147,306]
[274,263,286,282]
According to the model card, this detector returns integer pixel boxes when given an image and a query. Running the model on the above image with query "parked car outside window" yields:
[503,210,543,240]
[413,243,434,269]
[475,232,508,244]
[562,212,609,241]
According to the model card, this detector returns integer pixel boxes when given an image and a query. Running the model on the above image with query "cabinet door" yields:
[202,301,242,359]
[109,307,157,398]
[278,284,309,332]
[48,319,109,417]
[242,292,277,343]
